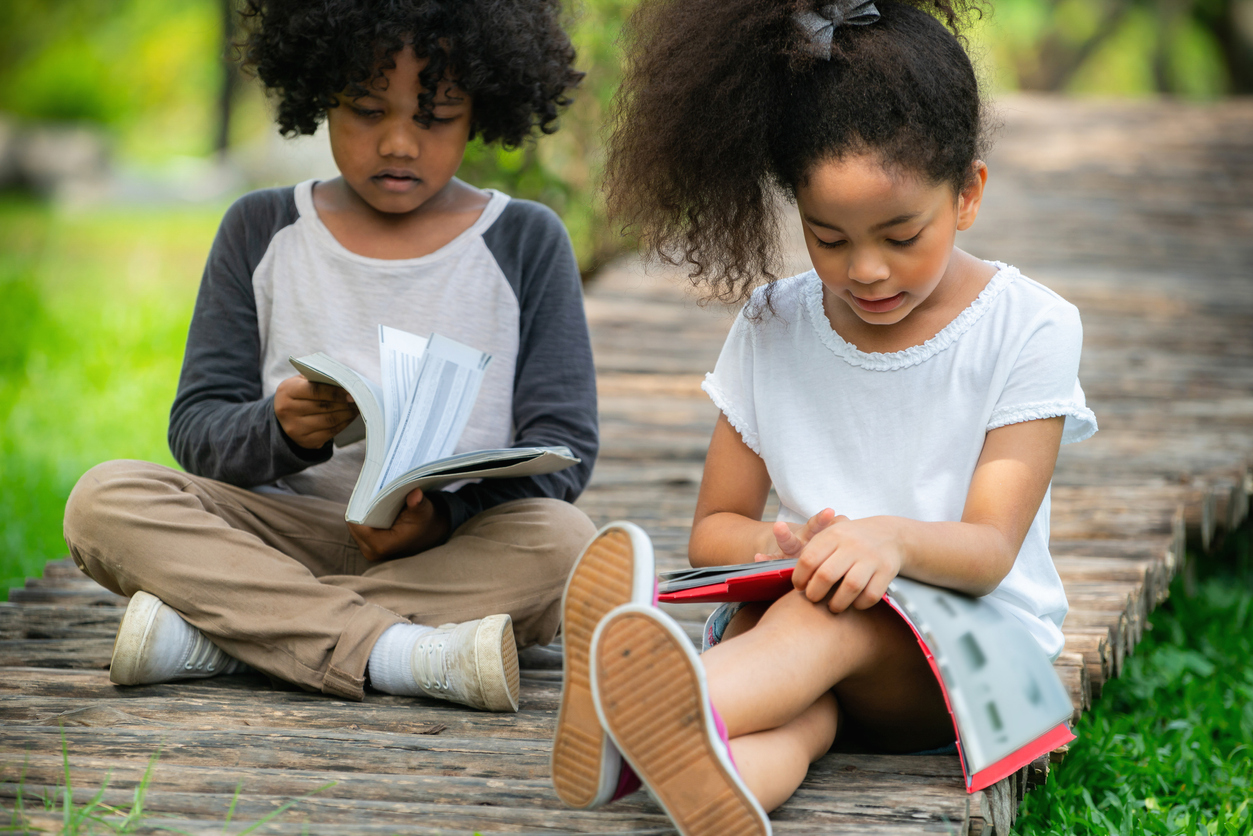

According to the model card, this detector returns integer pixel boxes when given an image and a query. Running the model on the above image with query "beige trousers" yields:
[63,459,595,700]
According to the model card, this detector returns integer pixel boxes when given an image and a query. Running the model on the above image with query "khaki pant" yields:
[64,460,595,700]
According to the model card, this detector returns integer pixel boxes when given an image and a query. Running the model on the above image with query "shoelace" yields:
[413,635,451,692]
[182,630,225,673]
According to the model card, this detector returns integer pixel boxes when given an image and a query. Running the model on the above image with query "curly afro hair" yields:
[241,0,584,147]
[605,0,989,305]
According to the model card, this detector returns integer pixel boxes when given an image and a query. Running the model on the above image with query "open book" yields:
[659,560,1076,793]
[290,326,579,528]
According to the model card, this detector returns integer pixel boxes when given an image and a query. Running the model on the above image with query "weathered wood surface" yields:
[2,96,1251,834]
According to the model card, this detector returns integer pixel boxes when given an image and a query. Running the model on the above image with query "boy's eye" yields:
[887,232,922,247]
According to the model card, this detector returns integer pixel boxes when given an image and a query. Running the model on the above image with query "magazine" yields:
[659,560,1075,793]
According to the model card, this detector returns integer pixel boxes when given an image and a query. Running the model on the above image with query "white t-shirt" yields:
[702,263,1098,657]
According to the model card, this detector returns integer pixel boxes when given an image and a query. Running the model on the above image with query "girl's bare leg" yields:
[729,691,838,812]
[702,590,952,751]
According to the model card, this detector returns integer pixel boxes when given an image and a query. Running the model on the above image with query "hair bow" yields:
[794,1,881,58]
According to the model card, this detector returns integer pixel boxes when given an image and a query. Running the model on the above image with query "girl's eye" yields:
[350,106,382,118]
[814,237,846,250]
[888,232,922,248]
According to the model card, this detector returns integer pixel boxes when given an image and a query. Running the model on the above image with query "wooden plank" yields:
[1059,630,1110,696]
[5,587,127,607]
[0,603,123,639]
[0,726,557,779]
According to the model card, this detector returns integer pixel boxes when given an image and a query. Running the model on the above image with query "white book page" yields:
[378,325,429,449]
[375,334,492,493]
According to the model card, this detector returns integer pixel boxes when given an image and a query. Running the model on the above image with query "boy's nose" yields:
[377,120,420,159]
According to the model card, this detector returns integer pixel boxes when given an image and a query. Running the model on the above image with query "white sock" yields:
[367,623,434,695]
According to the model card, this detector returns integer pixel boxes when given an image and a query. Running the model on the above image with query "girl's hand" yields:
[274,375,359,449]
[754,507,837,562]
[790,516,905,613]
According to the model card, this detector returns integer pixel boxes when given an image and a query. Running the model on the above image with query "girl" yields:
[64,0,598,714]
[551,0,1097,832]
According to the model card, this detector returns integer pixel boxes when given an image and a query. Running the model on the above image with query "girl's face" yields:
[325,45,473,215]
[795,153,986,328]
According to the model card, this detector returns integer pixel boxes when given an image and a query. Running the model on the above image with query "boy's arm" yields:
[432,201,598,533]
[169,189,331,487]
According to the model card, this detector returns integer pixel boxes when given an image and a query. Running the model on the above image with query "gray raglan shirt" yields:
[169,180,598,533]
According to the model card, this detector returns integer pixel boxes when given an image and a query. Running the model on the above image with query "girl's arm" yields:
[690,415,774,566]
[691,415,836,566]
[792,416,1065,610]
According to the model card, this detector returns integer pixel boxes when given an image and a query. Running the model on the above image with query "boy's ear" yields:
[956,161,988,231]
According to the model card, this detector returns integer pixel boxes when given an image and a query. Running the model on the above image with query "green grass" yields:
[1017,528,1253,835]
[0,196,223,597]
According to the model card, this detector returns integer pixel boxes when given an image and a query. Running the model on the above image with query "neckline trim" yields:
[802,262,1018,371]
[293,179,509,267]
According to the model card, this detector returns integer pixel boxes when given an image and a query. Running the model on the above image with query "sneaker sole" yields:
[591,605,770,836]
[474,614,520,712]
[109,590,164,686]
[551,522,655,809]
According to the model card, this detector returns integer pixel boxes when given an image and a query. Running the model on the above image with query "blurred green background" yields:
[0,0,1250,592]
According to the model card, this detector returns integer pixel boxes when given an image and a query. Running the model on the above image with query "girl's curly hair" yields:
[604,0,989,305]
[240,0,583,147]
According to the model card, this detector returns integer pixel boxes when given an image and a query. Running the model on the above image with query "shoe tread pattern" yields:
[552,529,635,807]
[501,624,520,703]
[595,611,766,836]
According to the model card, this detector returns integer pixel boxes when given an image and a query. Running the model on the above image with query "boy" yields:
[62,0,596,712]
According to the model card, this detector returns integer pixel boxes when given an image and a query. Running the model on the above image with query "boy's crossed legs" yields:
[63,459,595,704]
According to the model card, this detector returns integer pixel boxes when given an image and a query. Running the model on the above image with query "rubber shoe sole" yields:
[109,591,166,686]
[474,614,521,712]
[551,522,655,809]
[590,604,771,836]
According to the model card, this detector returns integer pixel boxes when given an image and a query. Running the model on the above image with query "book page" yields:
[355,446,578,527]
[378,325,429,448]
[375,334,492,493]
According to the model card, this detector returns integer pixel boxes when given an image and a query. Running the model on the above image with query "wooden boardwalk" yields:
[2,96,1251,834]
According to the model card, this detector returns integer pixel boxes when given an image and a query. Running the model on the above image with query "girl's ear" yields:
[956,161,988,231]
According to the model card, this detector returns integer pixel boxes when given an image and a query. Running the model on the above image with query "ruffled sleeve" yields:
[987,300,1098,444]
[702,306,763,455]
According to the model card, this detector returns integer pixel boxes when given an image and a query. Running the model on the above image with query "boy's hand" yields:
[274,375,359,449]
[347,488,451,562]
[754,507,837,562]
[790,516,904,613]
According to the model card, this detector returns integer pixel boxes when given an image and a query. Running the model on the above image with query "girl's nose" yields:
[378,118,420,160]
[847,248,890,284]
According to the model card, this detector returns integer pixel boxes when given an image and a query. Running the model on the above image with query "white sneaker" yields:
[411,614,520,712]
[110,591,249,686]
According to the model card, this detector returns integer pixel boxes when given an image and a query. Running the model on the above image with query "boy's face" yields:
[325,45,472,215]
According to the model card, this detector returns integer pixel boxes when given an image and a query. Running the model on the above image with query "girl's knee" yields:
[760,589,873,632]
